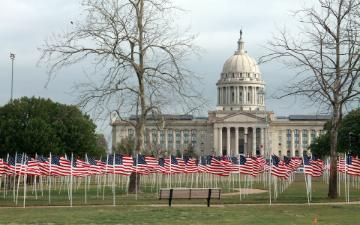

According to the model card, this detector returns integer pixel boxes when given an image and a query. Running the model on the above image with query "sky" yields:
[0,0,324,144]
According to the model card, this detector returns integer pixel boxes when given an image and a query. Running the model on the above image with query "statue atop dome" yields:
[236,29,245,55]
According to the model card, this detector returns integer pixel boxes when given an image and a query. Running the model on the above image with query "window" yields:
[176,130,180,144]
[152,129,157,144]
[294,129,299,146]
[184,130,189,144]
[160,130,165,144]
[191,129,197,145]
[302,129,308,148]
[286,129,291,148]
[167,129,173,144]
[311,130,316,143]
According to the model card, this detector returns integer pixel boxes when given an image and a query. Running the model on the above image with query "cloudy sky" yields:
[0,0,322,141]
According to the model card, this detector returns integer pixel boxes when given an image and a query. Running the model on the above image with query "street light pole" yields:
[10,52,15,102]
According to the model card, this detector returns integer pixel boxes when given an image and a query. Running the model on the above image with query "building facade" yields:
[111,32,329,157]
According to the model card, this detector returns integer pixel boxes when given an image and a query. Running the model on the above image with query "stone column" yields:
[226,127,231,156]
[315,130,320,138]
[235,86,239,104]
[149,128,153,147]
[213,126,218,153]
[180,130,184,150]
[157,130,160,145]
[244,86,247,104]
[252,127,256,156]
[219,127,223,155]
[260,127,264,156]
[291,129,295,157]
[282,129,287,154]
[172,130,176,152]
[165,129,168,150]
[235,127,239,155]
[307,129,311,147]
[244,127,248,155]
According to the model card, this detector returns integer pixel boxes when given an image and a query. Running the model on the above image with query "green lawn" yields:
[0,204,359,225]
[1,174,360,224]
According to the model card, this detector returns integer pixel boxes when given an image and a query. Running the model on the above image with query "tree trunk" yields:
[128,172,141,193]
[328,103,341,198]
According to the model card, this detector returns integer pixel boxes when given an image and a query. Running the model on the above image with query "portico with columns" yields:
[212,125,267,156]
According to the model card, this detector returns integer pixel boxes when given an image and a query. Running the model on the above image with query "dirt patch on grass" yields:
[222,188,267,196]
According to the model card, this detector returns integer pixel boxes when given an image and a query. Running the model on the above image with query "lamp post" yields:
[258,89,267,156]
[10,52,15,102]
[349,131,353,153]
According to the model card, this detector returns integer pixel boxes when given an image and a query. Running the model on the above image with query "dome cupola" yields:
[216,31,265,111]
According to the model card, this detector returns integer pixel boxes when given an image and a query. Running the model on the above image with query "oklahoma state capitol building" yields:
[111,32,329,157]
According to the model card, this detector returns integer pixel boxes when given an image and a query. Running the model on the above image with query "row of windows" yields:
[127,129,198,145]
[222,72,259,79]
[285,129,320,148]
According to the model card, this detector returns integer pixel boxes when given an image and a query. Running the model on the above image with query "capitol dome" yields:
[222,52,260,75]
[216,31,265,112]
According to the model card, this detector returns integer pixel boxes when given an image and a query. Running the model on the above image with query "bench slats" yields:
[159,188,221,207]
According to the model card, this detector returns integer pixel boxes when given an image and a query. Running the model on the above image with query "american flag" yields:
[303,155,314,176]
[50,155,70,176]
[206,156,228,176]
[338,156,346,173]
[164,155,183,174]
[184,158,198,173]
[133,154,149,175]
[271,155,289,179]
[239,156,254,175]
[197,156,208,173]
[86,155,102,175]
[107,154,133,176]
[346,155,360,176]
[0,158,5,176]
[157,158,167,173]
[145,156,158,173]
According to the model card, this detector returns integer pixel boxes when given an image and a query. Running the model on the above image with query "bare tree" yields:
[260,0,360,198]
[38,0,205,192]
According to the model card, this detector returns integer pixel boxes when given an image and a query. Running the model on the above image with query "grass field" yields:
[1,174,360,224]
[0,204,359,225]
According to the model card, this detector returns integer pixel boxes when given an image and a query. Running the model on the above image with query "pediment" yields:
[218,112,265,123]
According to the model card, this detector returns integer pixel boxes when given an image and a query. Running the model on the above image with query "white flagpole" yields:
[49,153,52,205]
[269,155,272,205]
[345,153,347,203]
[135,154,138,201]
[85,153,88,205]
[4,154,9,198]
[13,152,17,203]
[112,153,116,206]
[23,154,28,208]
[16,153,24,206]
[302,156,310,205]
[70,153,73,207]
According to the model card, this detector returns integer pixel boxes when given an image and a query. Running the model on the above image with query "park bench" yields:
[159,188,221,207]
